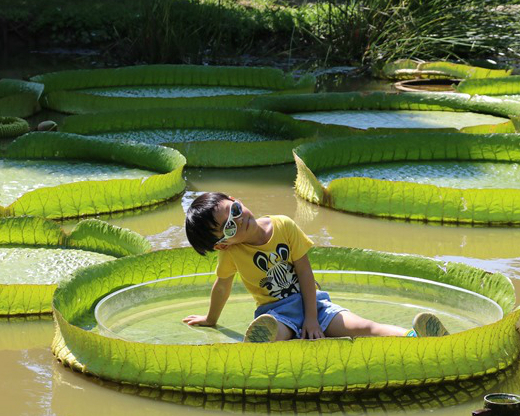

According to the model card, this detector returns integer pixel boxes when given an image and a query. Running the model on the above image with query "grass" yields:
[1,0,518,67]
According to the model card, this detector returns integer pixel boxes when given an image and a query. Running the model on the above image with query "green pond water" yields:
[0,159,154,206]
[292,110,509,129]
[3,56,520,415]
[97,129,273,144]
[4,164,520,416]
[317,161,520,189]
[0,247,114,284]
[80,85,272,98]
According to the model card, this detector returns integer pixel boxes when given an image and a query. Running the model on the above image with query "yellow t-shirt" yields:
[216,215,313,306]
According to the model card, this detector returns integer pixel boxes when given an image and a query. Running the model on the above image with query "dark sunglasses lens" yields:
[231,202,242,217]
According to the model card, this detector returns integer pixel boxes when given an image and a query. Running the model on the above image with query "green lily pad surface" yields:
[0,159,153,206]
[0,247,114,285]
[81,86,272,98]
[95,271,498,345]
[318,161,520,189]
[294,133,520,224]
[53,247,518,394]
[0,132,186,219]
[96,129,273,145]
[292,110,509,130]
[0,216,151,315]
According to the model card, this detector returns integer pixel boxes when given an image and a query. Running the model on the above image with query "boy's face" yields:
[213,198,255,249]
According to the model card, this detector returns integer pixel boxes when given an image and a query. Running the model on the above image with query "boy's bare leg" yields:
[276,320,294,341]
[324,311,409,337]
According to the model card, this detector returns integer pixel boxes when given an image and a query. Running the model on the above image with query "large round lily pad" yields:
[376,60,512,80]
[0,132,186,219]
[53,246,518,395]
[0,216,150,315]
[30,65,315,114]
[61,108,328,167]
[251,91,520,134]
[0,79,44,118]
[294,132,520,224]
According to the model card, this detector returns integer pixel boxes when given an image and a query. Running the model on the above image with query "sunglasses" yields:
[215,201,243,245]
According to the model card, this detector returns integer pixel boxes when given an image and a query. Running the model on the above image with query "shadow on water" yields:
[50,359,520,415]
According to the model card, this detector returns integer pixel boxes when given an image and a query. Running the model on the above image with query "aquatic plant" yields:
[294,132,520,224]
[251,91,520,134]
[0,79,44,118]
[61,108,332,167]
[457,76,520,96]
[30,65,315,114]
[0,117,29,138]
[376,60,512,80]
[0,216,150,315]
[52,246,517,394]
[0,132,186,218]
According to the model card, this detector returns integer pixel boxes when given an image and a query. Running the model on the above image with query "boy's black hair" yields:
[185,192,232,256]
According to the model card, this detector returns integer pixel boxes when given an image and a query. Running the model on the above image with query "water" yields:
[3,165,520,415]
[3,60,520,414]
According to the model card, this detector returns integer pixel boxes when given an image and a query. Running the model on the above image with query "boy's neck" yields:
[247,216,273,246]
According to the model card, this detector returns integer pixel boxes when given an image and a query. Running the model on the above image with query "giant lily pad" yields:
[52,246,517,395]
[377,60,512,80]
[0,216,150,316]
[61,108,338,167]
[0,132,186,219]
[0,79,44,118]
[251,91,520,134]
[457,76,520,96]
[294,132,520,224]
[30,65,315,114]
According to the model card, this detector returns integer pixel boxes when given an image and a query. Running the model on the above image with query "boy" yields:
[183,192,448,342]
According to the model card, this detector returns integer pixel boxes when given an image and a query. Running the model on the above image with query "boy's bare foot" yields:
[413,312,449,337]
[244,314,278,343]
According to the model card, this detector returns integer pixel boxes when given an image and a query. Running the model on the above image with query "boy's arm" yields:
[294,254,325,339]
[183,274,234,326]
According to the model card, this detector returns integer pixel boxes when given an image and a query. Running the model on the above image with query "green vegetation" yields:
[0,216,151,315]
[294,133,520,224]
[1,0,518,65]
[1,132,186,218]
[53,246,518,393]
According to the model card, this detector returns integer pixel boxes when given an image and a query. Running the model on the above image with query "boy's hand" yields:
[183,315,216,326]
[301,318,325,340]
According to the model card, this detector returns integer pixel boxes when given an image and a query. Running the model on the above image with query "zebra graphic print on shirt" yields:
[254,243,300,299]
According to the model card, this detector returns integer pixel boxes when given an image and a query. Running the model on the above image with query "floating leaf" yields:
[30,65,315,114]
[1,132,186,219]
[294,133,520,224]
[457,76,520,95]
[0,216,150,315]
[52,247,517,394]
[0,79,44,117]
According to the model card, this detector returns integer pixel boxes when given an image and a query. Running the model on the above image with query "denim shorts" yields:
[254,290,347,338]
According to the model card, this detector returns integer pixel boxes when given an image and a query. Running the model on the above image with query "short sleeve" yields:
[215,249,237,279]
[281,216,314,261]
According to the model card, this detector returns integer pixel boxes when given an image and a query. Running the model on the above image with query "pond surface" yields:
[3,165,520,416]
[317,161,520,189]
[2,59,520,415]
